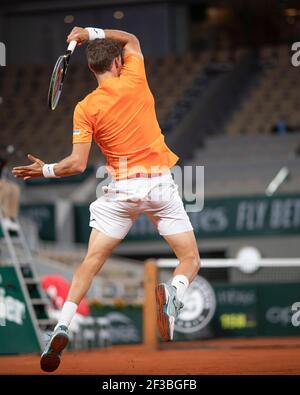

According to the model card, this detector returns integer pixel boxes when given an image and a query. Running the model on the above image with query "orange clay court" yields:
[1,337,300,375]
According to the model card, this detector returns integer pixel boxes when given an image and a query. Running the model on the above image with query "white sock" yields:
[171,275,189,302]
[55,301,78,330]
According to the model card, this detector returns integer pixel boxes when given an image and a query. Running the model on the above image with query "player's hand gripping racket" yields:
[47,40,77,110]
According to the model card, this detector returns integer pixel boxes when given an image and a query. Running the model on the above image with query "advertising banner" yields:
[74,194,300,243]
[0,267,40,354]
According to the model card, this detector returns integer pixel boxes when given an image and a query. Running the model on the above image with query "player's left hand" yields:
[12,154,45,180]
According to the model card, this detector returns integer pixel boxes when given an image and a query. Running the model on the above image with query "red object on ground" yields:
[41,274,90,316]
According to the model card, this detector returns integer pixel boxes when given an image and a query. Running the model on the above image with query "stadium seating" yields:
[2,44,298,193]
[226,45,300,135]
[0,50,232,165]
[0,57,195,163]
[188,133,300,196]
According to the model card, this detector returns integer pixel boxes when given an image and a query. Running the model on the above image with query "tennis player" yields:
[12,27,200,372]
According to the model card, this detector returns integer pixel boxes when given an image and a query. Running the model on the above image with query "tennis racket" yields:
[47,40,77,110]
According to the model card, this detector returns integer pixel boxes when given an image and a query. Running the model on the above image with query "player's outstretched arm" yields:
[67,27,143,58]
[12,142,91,180]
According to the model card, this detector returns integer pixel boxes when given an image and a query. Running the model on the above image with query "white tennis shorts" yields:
[89,171,193,239]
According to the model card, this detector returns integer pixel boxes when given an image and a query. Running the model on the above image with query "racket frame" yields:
[47,40,77,110]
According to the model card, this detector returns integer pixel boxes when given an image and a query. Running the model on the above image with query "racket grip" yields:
[67,40,77,54]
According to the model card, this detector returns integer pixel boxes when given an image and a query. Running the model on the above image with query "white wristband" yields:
[85,27,105,41]
[42,164,60,178]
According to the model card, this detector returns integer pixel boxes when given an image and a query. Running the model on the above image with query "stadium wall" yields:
[2,2,189,64]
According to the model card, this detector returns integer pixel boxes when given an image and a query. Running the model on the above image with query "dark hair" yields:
[86,38,122,74]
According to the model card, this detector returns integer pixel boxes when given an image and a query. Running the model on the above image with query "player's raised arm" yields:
[67,27,143,58]
[104,30,143,58]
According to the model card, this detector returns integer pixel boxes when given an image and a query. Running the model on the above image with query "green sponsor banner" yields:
[74,194,300,243]
[88,282,300,345]
[212,284,259,337]
[258,283,300,336]
[176,282,300,340]
[128,194,300,241]
[0,267,40,354]
[20,204,55,241]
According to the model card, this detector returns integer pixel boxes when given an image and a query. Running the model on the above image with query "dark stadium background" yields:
[0,0,300,374]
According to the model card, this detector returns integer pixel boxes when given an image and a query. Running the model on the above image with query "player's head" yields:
[86,38,123,77]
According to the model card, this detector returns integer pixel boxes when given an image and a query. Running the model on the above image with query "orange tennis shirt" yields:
[72,53,179,180]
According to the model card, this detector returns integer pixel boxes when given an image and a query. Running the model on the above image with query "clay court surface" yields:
[1,337,300,375]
